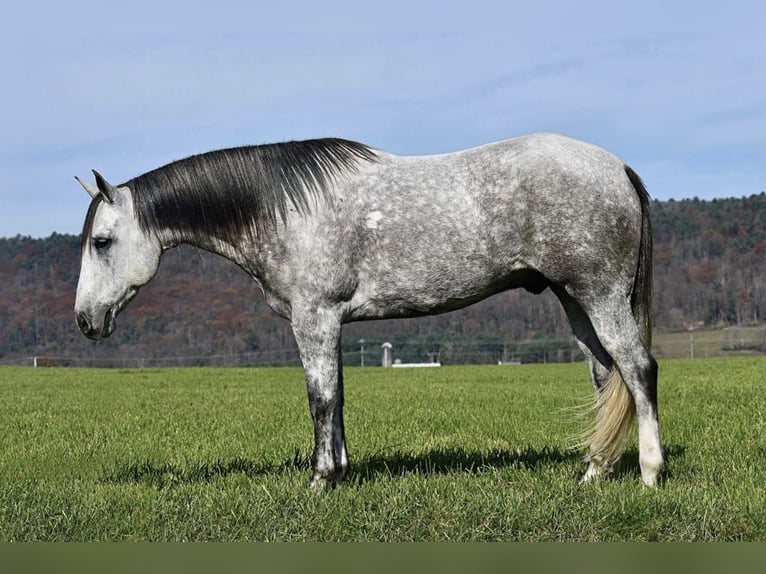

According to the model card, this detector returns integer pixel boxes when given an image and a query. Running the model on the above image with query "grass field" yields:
[0,357,763,541]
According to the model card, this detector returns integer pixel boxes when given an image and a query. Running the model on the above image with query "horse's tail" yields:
[585,165,652,471]
[625,165,653,347]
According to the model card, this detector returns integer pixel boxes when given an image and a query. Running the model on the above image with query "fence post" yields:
[689,327,694,359]
[381,342,392,367]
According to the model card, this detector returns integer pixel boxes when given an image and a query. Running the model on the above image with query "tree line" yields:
[1,193,764,365]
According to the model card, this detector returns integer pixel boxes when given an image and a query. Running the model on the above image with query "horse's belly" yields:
[346,264,546,321]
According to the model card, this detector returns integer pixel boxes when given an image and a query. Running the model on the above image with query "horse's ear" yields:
[92,170,117,204]
[75,175,101,200]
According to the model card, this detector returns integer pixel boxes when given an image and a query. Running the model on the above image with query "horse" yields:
[74,133,663,488]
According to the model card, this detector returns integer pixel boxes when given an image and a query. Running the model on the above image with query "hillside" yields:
[1,194,765,366]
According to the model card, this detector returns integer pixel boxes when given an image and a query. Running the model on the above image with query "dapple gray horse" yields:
[74,133,662,487]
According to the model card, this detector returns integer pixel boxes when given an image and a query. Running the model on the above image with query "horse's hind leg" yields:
[333,344,349,479]
[553,286,612,393]
[553,285,662,485]
[553,286,619,478]
[579,292,663,486]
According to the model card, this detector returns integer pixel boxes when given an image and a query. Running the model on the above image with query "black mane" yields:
[120,138,377,245]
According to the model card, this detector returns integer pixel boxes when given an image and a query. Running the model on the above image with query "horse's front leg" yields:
[291,306,348,488]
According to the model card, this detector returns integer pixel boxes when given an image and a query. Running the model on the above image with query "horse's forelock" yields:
[81,194,105,252]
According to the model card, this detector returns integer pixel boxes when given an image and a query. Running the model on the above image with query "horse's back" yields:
[365,133,642,275]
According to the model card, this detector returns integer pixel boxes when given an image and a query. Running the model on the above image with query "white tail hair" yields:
[583,368,635,471]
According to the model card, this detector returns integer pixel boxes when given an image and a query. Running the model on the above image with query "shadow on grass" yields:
[102,443,686,489]
[102,445,581,489]
[102,453,309,490]
[348,445,580,486]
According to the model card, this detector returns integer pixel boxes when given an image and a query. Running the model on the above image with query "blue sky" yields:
[1,0,763,238]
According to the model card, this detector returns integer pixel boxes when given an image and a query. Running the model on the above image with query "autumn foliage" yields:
[1,193,764,365]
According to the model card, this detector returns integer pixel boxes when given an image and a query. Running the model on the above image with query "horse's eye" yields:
[93,237,113,251]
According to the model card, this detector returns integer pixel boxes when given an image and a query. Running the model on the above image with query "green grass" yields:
[0,358,763,541]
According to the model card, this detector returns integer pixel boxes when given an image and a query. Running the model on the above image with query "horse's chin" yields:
[102,307,118,339]
[100,287,139,339]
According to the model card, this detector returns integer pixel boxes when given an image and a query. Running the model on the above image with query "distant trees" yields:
[651,193,766,330]
[1,193,764,365]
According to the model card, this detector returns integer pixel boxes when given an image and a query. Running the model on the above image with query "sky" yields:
[1,0,763,238]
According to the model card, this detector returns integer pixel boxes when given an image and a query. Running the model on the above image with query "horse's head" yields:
[74,171,161,340]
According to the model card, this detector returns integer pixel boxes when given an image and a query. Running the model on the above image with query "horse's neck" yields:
[160,229,260,277]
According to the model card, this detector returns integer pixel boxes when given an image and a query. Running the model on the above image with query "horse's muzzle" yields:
[75,287,138,340]
[76,311,107,340]
[76,308,117,340]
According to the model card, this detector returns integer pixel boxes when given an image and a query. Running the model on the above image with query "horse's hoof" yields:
[640,453,663,487]
[309,474,340,490]
[640,470,660,487]
[579,461,611,484]
[309,476,329,490]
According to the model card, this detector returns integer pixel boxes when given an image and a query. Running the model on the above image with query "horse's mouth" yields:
[80,286,139,341]
[118,286,139,313]
[102,307,117,339]
[103,286,139,335]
